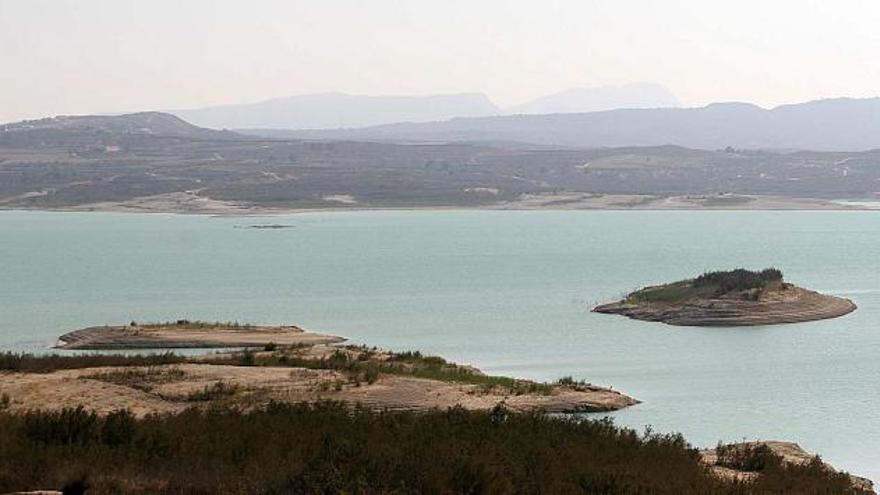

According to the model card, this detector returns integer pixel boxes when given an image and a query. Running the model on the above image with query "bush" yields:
[101,410,136,447]
[186,381,239,402]
[238,349,256,367]
[716,442,775,472]
[23,406,99,446]
[363,364,380,385]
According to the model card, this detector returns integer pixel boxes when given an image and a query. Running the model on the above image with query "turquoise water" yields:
[1,210,878,480]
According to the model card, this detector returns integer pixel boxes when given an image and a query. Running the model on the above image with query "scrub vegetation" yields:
[629,268,784,303]
[0,402,865,494]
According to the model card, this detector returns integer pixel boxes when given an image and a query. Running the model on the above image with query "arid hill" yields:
[4,112,880,213]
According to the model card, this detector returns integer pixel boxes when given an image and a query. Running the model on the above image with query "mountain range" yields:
[172,83,681,131]
[506,83,680,115]
[173,92,500,130]
[252,97,880,152]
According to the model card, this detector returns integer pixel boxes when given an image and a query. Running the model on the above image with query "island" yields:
[55,320,345,350]
[593,268,856,326]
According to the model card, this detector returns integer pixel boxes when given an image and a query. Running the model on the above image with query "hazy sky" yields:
[1,0,879,123]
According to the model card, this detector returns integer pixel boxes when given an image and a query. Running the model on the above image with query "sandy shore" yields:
[594,285,856,327]
[1,192,871,216]
[55,323,345,350]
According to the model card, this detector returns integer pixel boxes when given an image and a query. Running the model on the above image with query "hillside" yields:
[258,97,880,151]
[3,112,880,212]
[0,112,237,143]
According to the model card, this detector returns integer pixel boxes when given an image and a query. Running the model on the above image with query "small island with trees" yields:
[593,268,856,326]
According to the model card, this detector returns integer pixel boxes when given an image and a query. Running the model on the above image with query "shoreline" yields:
[0,193,874,216]
[6,322,639,415]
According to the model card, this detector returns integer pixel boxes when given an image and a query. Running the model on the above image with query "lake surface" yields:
[1,210,878,480]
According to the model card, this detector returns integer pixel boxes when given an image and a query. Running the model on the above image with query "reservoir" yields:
[1,209,877,479]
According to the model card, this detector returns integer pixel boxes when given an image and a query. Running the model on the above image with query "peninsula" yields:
[20,321,637,415]
[593,268,856,326]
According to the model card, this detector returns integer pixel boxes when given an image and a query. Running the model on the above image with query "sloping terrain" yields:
[3,112,880,211]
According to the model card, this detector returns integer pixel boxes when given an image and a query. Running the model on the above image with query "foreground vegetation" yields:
[0,402,865,494]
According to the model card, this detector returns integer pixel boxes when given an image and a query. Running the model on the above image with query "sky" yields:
[1,0,879,123]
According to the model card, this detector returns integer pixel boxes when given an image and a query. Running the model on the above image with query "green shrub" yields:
[238,349,256,367]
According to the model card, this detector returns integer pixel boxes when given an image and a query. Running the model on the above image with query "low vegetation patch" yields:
[139,319,256,330]
[0,402,865,494]
[716,442,776,472]
[0,352,186,373]
[81,367,187,392]
[2,347,567,397]
[218,347,557,395]
[693,268,783,293]
[186,381,240,402]
[629,268,784,303]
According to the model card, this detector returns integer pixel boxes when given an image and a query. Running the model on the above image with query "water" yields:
[1,210,878,479]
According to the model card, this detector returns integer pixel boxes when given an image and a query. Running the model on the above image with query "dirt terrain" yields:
[2,343,637,416]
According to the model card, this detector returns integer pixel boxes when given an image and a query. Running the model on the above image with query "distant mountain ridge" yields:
[506,83,680,115]
[251,97,880,151]
[173,92,500,130]
[171,84,681,131]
